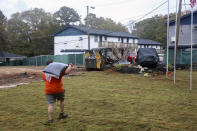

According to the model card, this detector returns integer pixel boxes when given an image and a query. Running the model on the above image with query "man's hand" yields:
[68,63,74,67]
[64,63,73,75]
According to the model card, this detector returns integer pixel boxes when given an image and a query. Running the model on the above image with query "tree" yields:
[0,10,6,26]
[8,8,60,56]
[131,15,167,45]
[0,10,8,50]
[54,6,80,27]
[84,13,129,33]
[131,11,189,45]
[7,7,81,56]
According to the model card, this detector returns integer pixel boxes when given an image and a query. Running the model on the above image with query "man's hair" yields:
[46,60,53,65]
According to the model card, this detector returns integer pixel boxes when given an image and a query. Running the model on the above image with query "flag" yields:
[190,0,196,8]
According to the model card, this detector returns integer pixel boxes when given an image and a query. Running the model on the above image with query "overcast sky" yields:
[0,0,194,26]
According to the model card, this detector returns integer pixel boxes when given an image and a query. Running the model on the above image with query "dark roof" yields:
[138,39,163,45]
[54,25,138,38]
[169,10,197,25]
[0,51,26,58]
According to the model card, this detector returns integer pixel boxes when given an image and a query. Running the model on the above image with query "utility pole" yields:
[173,0,182,84]
[87,6,90,50]
[174,0,182,68]
[87,6,95,50]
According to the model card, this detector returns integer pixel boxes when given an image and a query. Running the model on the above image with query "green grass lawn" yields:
[0,70,197,131]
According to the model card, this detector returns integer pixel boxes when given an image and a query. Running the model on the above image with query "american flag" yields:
[190,0,196,8]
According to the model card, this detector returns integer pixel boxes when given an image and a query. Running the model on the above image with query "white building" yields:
[53,25,139,55]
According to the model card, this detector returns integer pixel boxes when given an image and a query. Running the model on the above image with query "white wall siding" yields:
[137,45,161,50]
[54,35,88,55]
[134,39,138,44]
[90,35,99,49]
[169,25,197,46]
[101,37,135,43]
[55,35,100,55]
[104,37,116,42]
[54,34,139,55]
[129,38,134,43]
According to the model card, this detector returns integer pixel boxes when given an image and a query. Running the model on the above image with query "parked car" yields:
[127,52,137,64]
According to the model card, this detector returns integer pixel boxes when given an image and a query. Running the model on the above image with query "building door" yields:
[6,58,10,64]
[121,38,124,43]
[99,36,102,47]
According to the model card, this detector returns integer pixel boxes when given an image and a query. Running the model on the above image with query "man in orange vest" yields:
[42,60,73,123]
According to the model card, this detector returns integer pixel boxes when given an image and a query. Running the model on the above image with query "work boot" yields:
[59,112,68,119]
[43,119,53,126]
[48,119,54,123]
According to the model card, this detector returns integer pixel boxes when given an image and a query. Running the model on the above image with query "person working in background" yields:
[42,60,73,123]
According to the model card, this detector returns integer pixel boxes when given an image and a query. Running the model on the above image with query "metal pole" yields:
[47,55,49,65]
[75,53,77,65]
[87,6,90,50]
[180,49,182,64]
[190,8,193,91]
[174,0,179,84]
[41,56,42,66]
[166,0,170,78]
[35,56,37,67]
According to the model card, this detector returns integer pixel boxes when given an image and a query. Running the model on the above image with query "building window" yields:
[134,39,138,44]
[194,24,197,29]
[118,37,120,41]
[76,42,80,48]
[127,38,129,43]
[171,36,175,44]
[104,36,107,41]
[121,38,124,43]
[60,49,64,52]
[94,36,98,42]
[79,37,83,41]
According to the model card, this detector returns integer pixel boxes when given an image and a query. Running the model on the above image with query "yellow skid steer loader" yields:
[84,48,116,70]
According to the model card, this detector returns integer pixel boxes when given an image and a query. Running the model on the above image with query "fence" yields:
[5,49,197,66]
[165,49,197,65]
[7,54,85,66]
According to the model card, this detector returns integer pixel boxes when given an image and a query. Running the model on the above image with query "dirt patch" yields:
[0,66,85,88]
[0,66,44,88]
